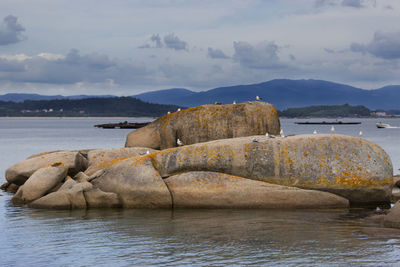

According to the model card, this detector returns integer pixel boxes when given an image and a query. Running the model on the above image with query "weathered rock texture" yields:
[125,102,280,149]
[165,171,349,208]
[384,201,400,229]
[6,151,88,185]
[91,156,172,208]
[12,166,68,204]
[151,134,393,204]
[85,147,158,176]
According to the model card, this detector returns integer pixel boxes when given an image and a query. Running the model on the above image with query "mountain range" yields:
[1,79,400,110]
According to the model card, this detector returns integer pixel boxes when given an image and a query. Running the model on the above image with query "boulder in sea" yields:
[125,101,280,149]
[151,134,393,205]
[6,151,88,186]
[11,165,68,204]
[90,156,172,208]
[165,171,349,208]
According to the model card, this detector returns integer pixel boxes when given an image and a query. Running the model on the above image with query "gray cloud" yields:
[0,15,26,46]
[163,33,188,51]
[233,41,286,69]
[350,31,400,59]
[315,0,368,8]
[207,47,229,59]
[0,49,151,85]
[151,34,163,48]
[138,33,187,50]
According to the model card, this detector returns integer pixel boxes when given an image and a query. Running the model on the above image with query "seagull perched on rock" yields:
[256,95,262,101]
[280,129,285,138]
[177,138,184,146]
[233,100,236,104]
[167,111,171,114]
[177,108,181,112]
[252,138,259,143]
[265,132,269,137]
[313,130,317,135]
[376,207,383,214]
[331,126,335,134]
[214,101,222,105]
[146,150,150,155]
[359,131,363,137]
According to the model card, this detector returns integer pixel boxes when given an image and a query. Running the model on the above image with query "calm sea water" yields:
[1,117,400,266]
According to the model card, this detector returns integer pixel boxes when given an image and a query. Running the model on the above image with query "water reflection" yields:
[2,191,400,266]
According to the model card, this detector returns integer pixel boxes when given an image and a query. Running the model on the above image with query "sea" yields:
[1,117,400,266]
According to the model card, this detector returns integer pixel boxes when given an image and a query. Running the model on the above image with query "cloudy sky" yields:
[1,0,400,95]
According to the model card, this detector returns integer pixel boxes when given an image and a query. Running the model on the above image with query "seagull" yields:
[146,150,150,155]
[376,207,383,214]
[313,130,317,135]
[233,100,236,104]
[167,111,171,114]
[359,131,363,137]
[177,138,184,146]
[252,138,259,143]
[214,101,222,105]
[256,96,262,101]
[280,129,285,138]
[177,108,181,112]
[331,126,335,134]
[265,132,269,137]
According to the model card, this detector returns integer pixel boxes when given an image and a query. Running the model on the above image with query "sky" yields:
[1,0,400,95]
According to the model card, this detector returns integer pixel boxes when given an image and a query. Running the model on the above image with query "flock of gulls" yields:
[169,96,364,147]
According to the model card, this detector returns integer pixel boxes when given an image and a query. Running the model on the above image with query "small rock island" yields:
[2,101,400,228]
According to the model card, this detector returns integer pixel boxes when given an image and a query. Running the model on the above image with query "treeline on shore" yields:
[0,98,395,117]
[278,104,373,118]
[0,97,183,117]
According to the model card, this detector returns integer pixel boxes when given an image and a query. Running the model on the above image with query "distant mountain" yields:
[0,93,114,103]
[134,79,400,110]
[3,79,400,110]
[133,88,196,104]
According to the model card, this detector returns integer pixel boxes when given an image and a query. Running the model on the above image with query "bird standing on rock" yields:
[313,130,317,135]
[177,138,184,146]
[280,129,285,138]
[359,131,363,137]
[256,96,262,101]
[233,100,236,104]
[177,108,181,112]
[331,126,335,134]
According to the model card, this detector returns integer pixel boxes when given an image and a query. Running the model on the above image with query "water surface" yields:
[1,117,400,266]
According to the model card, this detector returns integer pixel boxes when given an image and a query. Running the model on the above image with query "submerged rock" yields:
[165,171,349,209]
[12,166,68,204]
[6,151,88,186]
[125,102,280,149]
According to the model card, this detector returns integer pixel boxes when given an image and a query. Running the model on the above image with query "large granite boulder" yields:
[151,134,393,204]
[85,147,158,176]
[11,165,68,204]
[165,171,349,208]
[29,182,92,209]
[91,156,172,208]
[6,151,88,186]
[125,102,280,149]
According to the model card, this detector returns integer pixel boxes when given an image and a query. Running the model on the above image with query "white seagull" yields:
[177,138,184,146]
[233,100,236,104]
[167,111,171,114]
[359,131,363,137]
[280,129,285,138]
[256,96,262,101]
[331,126,335,134]
[265,132,269,137]
[313,130,317,135]
[146,150,150,155]
[177,108,181,112]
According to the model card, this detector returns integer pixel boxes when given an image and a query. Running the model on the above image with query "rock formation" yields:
[125,101,280,149]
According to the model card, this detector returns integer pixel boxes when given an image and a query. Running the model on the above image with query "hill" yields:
[133,79,400,110]
[0,93,114,102]
[0,97,183,117]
